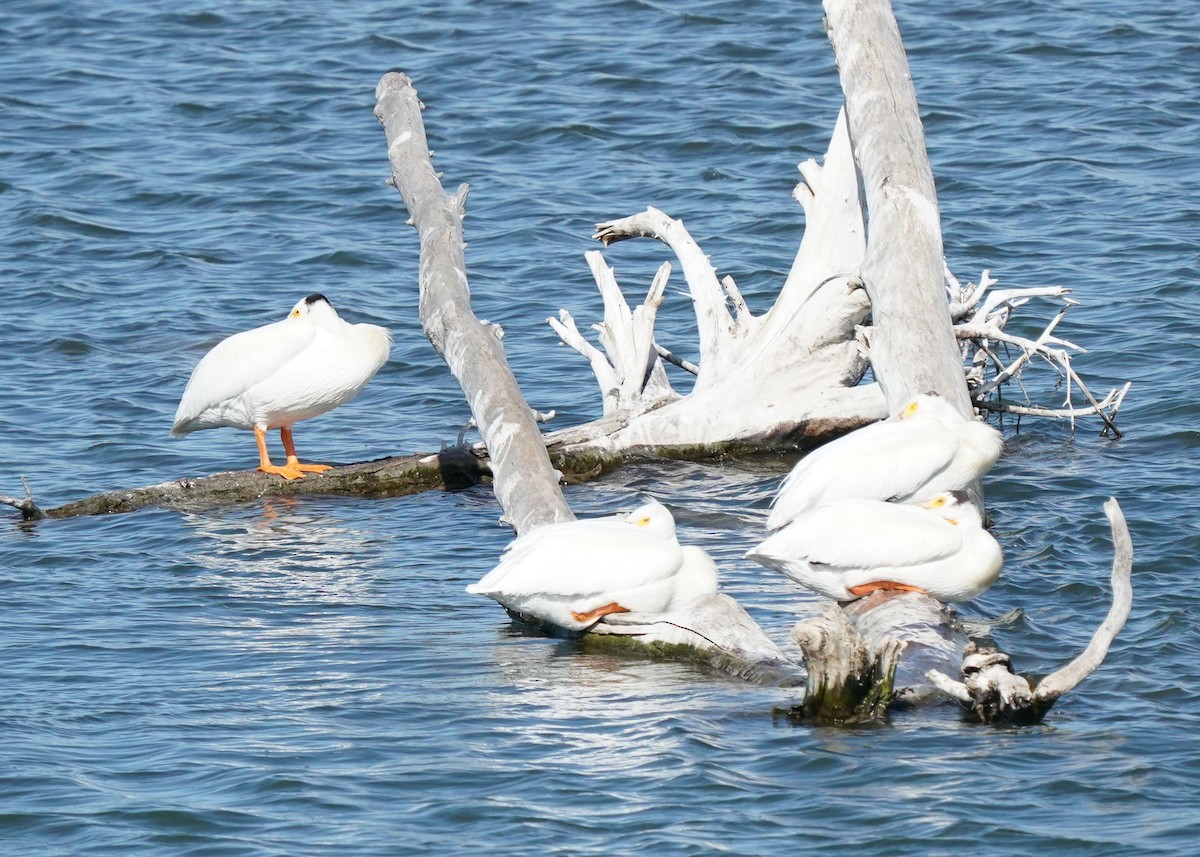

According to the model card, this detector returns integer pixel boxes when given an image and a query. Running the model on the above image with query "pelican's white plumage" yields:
[748,491,1002,603]
[173,294,391,479]
[766,393,1003,530]
[466,500,720,632]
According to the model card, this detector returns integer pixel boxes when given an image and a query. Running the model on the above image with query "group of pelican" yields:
[747,393,1004,603]
[465,393,1004,633]
[170,297,1004,636]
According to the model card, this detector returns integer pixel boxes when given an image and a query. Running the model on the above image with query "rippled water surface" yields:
[2,1,1198,854]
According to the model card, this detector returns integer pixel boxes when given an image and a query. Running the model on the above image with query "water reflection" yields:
[472,633,729,776]
[177,496,390,652]
[183,499,377,582]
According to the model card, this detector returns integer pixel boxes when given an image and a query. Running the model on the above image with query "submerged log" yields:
[1,447,488,522]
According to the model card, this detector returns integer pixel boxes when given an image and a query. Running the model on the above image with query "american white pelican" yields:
[466,500,720,632]
[172,294,391,479]
[747,490,1002,603]
[766,392,1002,530]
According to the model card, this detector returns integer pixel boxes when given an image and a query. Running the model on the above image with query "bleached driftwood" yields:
[542,108,885,457]
[375,72,573,536]
[927,498,1133,724]
[824,0,973,417]
[539,0,1123,450]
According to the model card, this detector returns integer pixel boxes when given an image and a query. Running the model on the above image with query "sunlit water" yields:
[2,0,1198,854]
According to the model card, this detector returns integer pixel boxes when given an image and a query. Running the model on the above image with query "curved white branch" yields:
[1034,498,1134,704]
[594,207,747,369]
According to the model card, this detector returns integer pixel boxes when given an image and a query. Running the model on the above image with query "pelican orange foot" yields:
[280,426,332,474]
[254,425,305,480]
[846,580,929,597]
[571,602,631,624]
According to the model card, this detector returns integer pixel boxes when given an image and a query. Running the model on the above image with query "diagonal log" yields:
[375,71,572,535]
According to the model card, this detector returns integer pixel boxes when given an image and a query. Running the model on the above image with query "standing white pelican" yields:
[172,293,391,480]
[748,490,1002,603]
[466,499,720,632]
[766,392,1003,530]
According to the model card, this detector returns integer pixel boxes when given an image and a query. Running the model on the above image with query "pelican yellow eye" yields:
[900,401,920,420]
[924,496,946,509]
[635,515,652,527]
[290,309,300,318]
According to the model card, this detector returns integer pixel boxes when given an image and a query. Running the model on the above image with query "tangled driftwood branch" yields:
[949,268,1129,435]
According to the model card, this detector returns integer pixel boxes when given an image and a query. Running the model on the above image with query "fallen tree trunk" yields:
[1,449,489,522]
[825,0,971,416]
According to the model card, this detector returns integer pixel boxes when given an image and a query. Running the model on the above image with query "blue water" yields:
[2,0,1198,853]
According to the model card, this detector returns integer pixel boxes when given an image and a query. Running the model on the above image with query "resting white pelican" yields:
[466,499,720,632]
[766,392,1003,530]
[747,490,1002,603]
[172,293,391,479]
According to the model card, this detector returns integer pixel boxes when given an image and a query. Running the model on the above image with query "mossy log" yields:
[2,437,800,523]
[1,447,489,522]
[781,606,903,725]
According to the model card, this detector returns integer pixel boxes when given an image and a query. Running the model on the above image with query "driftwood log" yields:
[2,0,1133,726]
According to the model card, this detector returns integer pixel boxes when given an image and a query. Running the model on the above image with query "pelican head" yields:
[921,489,983,527]
[625,499,676,539]
[288,293,338,320]
[897,391,943,420]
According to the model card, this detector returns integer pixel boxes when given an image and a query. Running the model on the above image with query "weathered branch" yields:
[544,110,881,455]
[0,476,46,522]
[1033,498,1134,703]
[948,267,1127,435]
[375,71,572,535]
[927,498,1133,724]
[595,208,748,373]
[975,383,1130,424]
[547,254,676,417]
